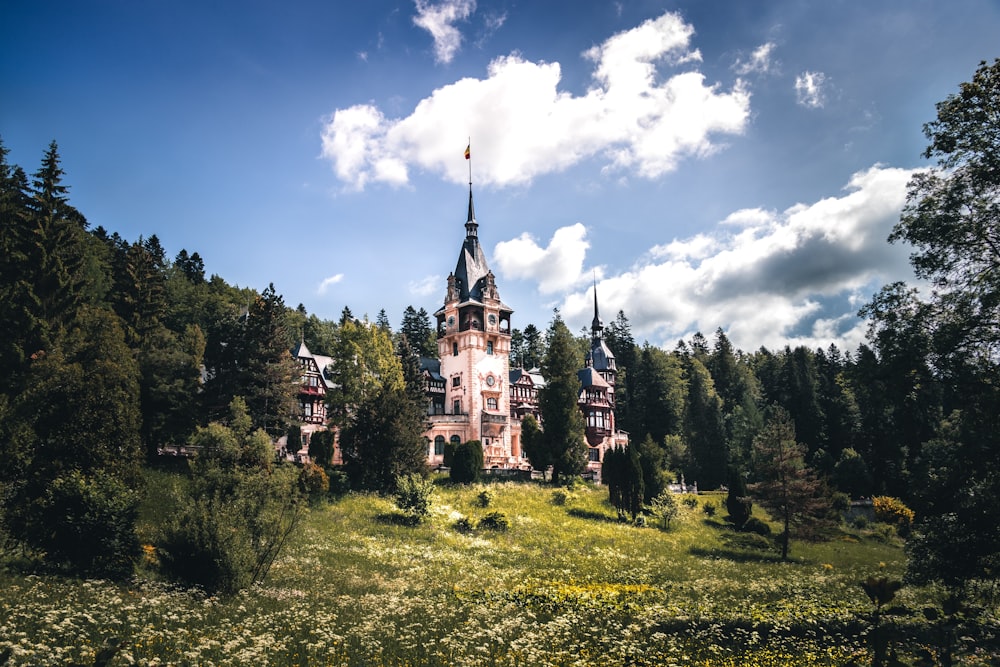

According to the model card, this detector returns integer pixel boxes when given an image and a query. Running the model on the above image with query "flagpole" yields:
[467,136,472,187]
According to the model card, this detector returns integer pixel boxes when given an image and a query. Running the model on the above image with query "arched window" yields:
[434,435,445,456]
[450,434,462,447]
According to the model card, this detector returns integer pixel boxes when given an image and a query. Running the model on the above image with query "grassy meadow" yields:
[1,470,996,666]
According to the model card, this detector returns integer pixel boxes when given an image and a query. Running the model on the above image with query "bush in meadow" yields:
[298,461,329,502]
[650,490,680,530]
[478,511,510,531]
[394,473,434,523]
[476,487,495,508]
[29,470,141,579]
[159,398,307,594]
[872,496,914,536]
[450,440,484,484]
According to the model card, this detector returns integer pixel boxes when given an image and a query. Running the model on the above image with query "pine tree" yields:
[242,284,299,437]
[539,315,587,484]
[749,407,832,560]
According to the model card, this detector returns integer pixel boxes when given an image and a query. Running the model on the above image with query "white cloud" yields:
[317,274,345,295]
[413,0,476,64]
[493,223,590,294]
[733,42,776,75]
[795,71,827,108]
[321,11,751,189]
[555,165,917,352]
[408,274,441,297]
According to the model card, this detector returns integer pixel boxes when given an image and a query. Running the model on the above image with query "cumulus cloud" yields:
[493,223,590,294]
[795,71,827,108]
[733,42,776,75]
[321,11,751,189]
[317,274,345,295]
[552,165,917,352]
[408,274,442,297]
[413,0,476,64]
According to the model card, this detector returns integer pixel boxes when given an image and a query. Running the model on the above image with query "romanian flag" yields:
[464,144,471,160]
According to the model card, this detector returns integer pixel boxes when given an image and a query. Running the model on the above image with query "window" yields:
[589,447,601,462]
[452,376,461,387]
[450,434,462,447]
[452,342,459,356]
[487,397,498,410]
[453,399,461,415]
[434,436,445,456]
[487,341,494,355]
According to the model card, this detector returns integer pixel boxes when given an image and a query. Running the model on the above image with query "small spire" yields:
[591,276,604,341]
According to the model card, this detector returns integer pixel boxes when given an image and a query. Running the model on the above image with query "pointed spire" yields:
[591,275,603,338]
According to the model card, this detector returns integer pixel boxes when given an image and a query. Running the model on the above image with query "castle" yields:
[292,186,628,475]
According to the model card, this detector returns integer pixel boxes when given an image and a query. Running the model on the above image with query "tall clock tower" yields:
[428,187,516,466]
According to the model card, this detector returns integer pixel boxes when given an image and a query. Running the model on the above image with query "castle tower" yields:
[428,186,516,466]
[578,284,627,465]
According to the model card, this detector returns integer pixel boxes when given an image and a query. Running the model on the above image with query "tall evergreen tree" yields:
[749,407,832,560]
[683,355,727,489]
[339,385,429,492]
[399,305,435,357]
[539,315,587,484]
[521,323,543,369]
[241,284,298,437]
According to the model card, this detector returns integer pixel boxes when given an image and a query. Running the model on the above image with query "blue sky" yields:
[3,0,999,353]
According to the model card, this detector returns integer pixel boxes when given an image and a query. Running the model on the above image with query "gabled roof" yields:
[419,356,444,381]
[510,367,545,387]
[578,366,610,389]
[293,340,336,389]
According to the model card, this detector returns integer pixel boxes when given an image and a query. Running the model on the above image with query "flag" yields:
[464,144,471,160]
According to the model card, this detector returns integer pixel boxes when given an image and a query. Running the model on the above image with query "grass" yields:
[0,468,996,666]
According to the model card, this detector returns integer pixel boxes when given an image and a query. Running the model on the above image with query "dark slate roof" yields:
[587,339,616,372]
[510,367,546,388]
[419,356,444,381]
[578,366,610,389]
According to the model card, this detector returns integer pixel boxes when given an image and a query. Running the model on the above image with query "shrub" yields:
[742,517,772,536]
[702,501,718,517]
[722,531,774,552]
[551,489,570,506]
[478,511,510,532]
[450,440,484,484]
[453,515,474,533]
[633,514,647,527]
[682,495,698,509]
[160,465,305,595]
[394,473,434,523]
[326,468,351,496]
[873,496,914,535]
[28,470,141,579]
[476,487,495,508]
[725,467,752,529]
[298,462,329,501]
[649,490,680,530]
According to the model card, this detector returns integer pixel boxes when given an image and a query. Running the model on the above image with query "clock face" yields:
[486,374,495,387]
[488,314,497,326]
[447,316,455,327]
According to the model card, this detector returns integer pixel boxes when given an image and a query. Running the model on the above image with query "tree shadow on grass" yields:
[567,507,620,524]
[374,512,421,527]
[688,546,789,564]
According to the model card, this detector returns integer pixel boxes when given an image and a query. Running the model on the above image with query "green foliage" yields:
[298,462,329,502]
[682,495,699,509]
[702,501,718,517]
[749,407,833,560]
[340,385,428,492]
[831,448,873,498]
[603,444,644,521]
[742,516,772,536]
[635,433,668,503]
[449,440,484,484]
[308,430,335,467]
[327,318,404,429]
[28,470,141,578]
[476,487,495,508]
[393,473,434,523]
[519,414,551,478]
[649,490,679,530]
[286,425,302,455]
[477,511,510,531]
[551,489,570,506]
[539,315,588,483]
[726,466,753,529]
[159,401,305,594]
